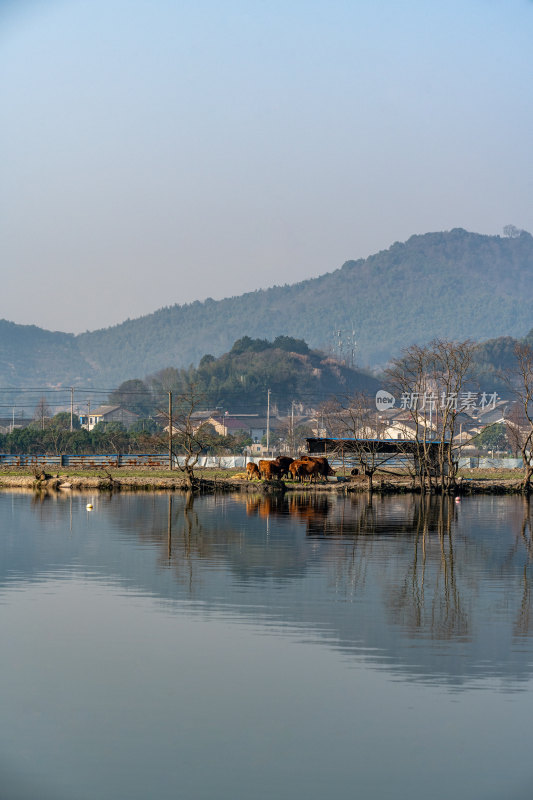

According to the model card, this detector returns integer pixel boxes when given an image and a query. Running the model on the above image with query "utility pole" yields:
[266,389,271,453]
[70,387,74,432]
[291,400,294,455]
[168,391,173,471]
[87,400,91,432]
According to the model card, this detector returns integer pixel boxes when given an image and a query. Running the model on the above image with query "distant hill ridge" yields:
[1,227,533,389]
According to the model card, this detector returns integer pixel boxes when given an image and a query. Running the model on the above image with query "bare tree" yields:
[387,344,437,491]
[322,392,391,491]
[34,396,51,431]
[506,344,533,491]
[159,381,212,489]
[276,414,316,456]
[429,339,474,490]
[506,403,527,458]
[386,339,474,493]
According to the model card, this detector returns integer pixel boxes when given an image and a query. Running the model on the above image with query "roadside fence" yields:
[0,453,259,469]
[1,453,526,471]
[458,457,524,470]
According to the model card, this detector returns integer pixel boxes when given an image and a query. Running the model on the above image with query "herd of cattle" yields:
[246,456,335,483]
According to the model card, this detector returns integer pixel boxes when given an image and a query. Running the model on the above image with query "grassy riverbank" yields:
[0,466,241,492]
[0,466,529,494]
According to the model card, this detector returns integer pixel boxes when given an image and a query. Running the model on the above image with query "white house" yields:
[80,405,140,431]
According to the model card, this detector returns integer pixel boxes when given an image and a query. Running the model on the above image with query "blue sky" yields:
[1,0,532,332]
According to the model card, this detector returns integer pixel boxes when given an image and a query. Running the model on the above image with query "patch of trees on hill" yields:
[141,336,379,414]
[470,328,533,393]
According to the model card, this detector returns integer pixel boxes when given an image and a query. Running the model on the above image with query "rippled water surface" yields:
[2,490,533,799]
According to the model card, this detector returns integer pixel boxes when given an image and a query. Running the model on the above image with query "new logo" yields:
[375,390,396,411]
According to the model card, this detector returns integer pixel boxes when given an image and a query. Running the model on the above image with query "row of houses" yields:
[372,400,509,449]
[3,397,521,458]
[1,407,142,434]
[167,411,321,454]
[78,407,294,438]
[79,406,319,449]
[2,404,318,444]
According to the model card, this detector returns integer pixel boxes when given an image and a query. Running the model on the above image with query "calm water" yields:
[1,490,533,800]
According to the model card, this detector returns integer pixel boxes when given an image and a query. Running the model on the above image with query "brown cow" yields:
[271,456,294,478]
[258,459,284,480]
[246,462,261,480]
[289,458,321,483]
[299,455,335,478]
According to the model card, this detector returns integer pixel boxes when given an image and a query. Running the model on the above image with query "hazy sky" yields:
[1,0,532,334]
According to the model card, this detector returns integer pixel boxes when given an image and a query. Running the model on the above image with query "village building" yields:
[206,413,292,444]
[80,405,140,431]
[162,411,276,443]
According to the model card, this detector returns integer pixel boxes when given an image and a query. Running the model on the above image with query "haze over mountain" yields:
[4,1,532,336]
[1,228,532,392]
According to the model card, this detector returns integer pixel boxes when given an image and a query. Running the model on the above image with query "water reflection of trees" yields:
[162,493,470,642]
[319,495,533,645]
[384,496,469,640]
[514,497,533,637]
[299,494,468,640]
[160,493,311,591]
[239,493,533,647]
[163,493,235,596]
[22,489,533,649]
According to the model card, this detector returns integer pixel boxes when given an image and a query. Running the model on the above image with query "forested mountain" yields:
[0,320,96,386]
[1,228,533,392]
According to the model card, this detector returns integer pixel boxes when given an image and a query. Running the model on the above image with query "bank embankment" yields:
[0,468,529,495]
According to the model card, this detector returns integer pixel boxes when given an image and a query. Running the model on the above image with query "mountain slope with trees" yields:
[143,335,380,414]
[1,228,532,391]
[469,327,533,393]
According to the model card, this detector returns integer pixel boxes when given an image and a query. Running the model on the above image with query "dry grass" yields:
[457,468,524,481]
[0,466,243,480]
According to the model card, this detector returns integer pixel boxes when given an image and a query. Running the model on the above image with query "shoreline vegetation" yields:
[0,467,529,495]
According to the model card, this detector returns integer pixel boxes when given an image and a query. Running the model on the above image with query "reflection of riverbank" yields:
[160,494,533,662]
[231,492,456,538]
[2,490,533,686]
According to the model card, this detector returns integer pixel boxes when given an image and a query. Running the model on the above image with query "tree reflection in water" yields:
[165,491,212,596]
[384,496,469,641]
[515,497,533,637]
[20,489,533,658]
[113,491,533,648]
[160,493,464,641]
